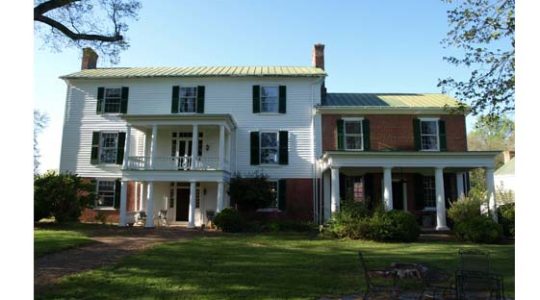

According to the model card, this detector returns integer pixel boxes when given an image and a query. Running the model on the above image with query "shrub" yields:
[362,210,421,242]
[213,208,246,232]
[34,171,95,223]
[454,216,503,243]
[447,196,484,223]
[326,200,370,238]
[498,203,515,237]
[228,172,275,212]
[94,211,108,224]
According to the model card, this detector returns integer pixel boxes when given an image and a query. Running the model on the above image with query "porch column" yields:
[122,125,131,169]
[435,167,449,231]
[191,125,199,169]
[118,180,128,227]
[485,167,498,222]
[139,182,145,211]
[218,125,225,170]
[456,172,465,200]
[145,182,155,228]
[323,170,331,221]
[330,167,340,214]
[383,167,393,211]
[149,125,158,169]
[216,181,224,213]
[227,129,232,170]
[188,182,197,228]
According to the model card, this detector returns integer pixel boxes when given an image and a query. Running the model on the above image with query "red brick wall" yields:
[79,179,137,224]
[285,179,313,221]
[321,114,467,152]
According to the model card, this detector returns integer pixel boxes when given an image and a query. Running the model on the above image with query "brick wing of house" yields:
[59,45,499,230]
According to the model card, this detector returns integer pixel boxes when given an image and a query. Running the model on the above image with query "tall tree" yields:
[34,110,50,174]
[439,0,514,117]
[468,115,515,155]
[34,0,141,64]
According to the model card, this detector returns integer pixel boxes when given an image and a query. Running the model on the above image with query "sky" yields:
[35,0,479,173]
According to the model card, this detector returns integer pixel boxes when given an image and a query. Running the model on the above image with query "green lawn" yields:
[37,233,514,299]
[35,228,94,257]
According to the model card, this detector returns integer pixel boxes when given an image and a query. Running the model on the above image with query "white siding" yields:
[60,77,322,180]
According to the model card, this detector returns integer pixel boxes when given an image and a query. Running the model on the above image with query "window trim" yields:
[418,117,440,151]
[177,86,198,114]
[98,131,120,165]
[100,87,123,114]
[342,118,364,151]
[422,175,436,210]
[95,180,116,209]
[260,86,279,113]
[259,131,280,165]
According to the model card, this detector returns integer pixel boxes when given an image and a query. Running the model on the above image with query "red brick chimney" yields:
[312,43,325,70]
[81,48,98,70]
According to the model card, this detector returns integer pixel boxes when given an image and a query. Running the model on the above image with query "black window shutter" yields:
[114,179,121,209]
[171,86,180,113]
[96,87,105,114]
[279,85,287,113]
[279,131,289,165]
[439,120,447,151]
[362,119,370,150]
[337,119,344,150]
[414,174,425,210]
[197,86,205,113]
[116,132,126,165]
[91,132,100,164]
[250,131,260,165]
[278,179,287,211]
[120,87,129,113]
[413,119,421,150]
[88,179,97,208]
[252,85,260,113]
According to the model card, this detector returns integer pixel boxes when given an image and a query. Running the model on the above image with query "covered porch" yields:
[319,151,499,230]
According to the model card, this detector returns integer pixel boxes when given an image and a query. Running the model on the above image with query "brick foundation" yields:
[79,179,138,223]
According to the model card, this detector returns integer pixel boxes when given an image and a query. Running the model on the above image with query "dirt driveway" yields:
[35,226,218,293]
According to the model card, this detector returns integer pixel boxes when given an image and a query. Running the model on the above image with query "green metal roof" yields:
[323,93,461,108]
[495,157,515,175]
[61,66,327,79]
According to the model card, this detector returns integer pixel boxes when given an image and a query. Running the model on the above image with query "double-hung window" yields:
[99,132,119,164]
[422,176,436,209]
[344,119,364,150]
[260,132,279,164]
[96,181,116,208]
[261,86,279,113]
[420,119,439,151]
[179,87,197,113]
[102,88,122,113]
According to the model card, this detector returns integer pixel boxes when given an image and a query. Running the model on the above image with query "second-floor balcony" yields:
[127,156,229,171]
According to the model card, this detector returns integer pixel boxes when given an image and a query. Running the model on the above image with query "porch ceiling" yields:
[121,114,237,131]
[320,151,499,170]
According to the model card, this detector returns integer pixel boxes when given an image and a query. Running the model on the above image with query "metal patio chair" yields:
[157,209,168,227]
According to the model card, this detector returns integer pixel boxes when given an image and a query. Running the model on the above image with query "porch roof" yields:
[320,150,499,170]
[121,114,237,130]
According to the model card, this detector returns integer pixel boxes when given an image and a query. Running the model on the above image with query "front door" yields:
[392,181,404,210]
[176,188,190,221]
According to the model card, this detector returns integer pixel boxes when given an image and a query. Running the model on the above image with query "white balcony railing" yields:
[127,156,226,171]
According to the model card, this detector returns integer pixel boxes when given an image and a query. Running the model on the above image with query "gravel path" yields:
[34,226,217,293]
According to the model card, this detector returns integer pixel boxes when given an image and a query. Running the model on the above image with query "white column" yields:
[227,129,232,170]
[118,180,128,227]
[138,182,145,211]
[218,125,225,170]
[456,172,465,200]
[191,125,199,169]
[383,167,393,211]
[216,181,224,213]
[435,167,449,230]
[122,125,132,169]
[323,170,331,221]
[149,125,158,169]
[486,167,498,222]
[330,167,340,214]
[188,182,197,228]
[145,182,155,228]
